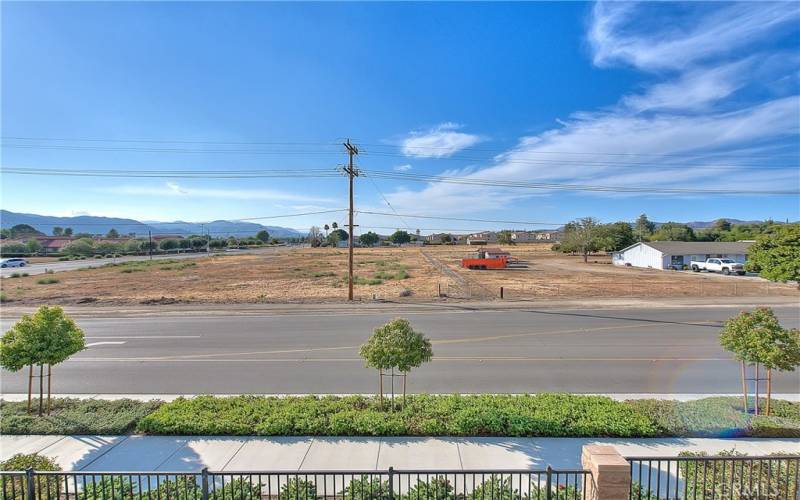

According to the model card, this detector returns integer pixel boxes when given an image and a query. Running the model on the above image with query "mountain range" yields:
[0,210,304,238]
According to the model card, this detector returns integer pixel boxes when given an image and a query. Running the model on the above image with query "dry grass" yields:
[0,245,795,305]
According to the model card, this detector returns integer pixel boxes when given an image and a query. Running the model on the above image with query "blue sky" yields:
[2,1,798,234]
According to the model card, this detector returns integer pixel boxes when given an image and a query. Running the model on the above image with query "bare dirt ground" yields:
[1,245,795,305]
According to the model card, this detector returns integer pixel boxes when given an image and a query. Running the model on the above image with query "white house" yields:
[612,241,752,270]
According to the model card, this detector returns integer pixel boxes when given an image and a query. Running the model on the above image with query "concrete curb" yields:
[2,393,798,402]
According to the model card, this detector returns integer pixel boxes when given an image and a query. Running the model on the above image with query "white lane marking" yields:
[84,336,201,339]
[85,341,126,347]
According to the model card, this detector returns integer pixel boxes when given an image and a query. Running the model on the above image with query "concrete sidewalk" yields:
[2,435,797,472]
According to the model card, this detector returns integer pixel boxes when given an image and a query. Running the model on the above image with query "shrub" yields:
[406,476,460,500]
[678,450,799,499]
[35,277,59,284]
[137,394,657,437]
[278,478,318,500]
[339,475,391,500]
[0,292,7,303]
[0,398,161,434]
[1,453,61,499]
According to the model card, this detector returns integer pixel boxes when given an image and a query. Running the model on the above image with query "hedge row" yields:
[2,395,799,438]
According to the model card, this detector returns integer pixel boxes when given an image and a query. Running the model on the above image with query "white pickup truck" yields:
[690,258,746,275]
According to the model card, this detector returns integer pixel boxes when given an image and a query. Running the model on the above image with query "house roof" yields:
[632,241,753,255]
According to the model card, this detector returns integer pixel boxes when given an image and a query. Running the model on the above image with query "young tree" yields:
[561,217,600,263]
[106,228,120,238]
[159,239,180,251]
[634,214,656,241]
[328,229,348,246]
[358,231,380,247]
[52,227,64,236]
[0,306,85,415]
[359,318,433,408]
[720,307,800,415]
[25,239,43,255]
[390,230,411,245]
[255,230,270,243]
[745,224,800,286]
[497,230,514,245]
[651,222,695,241]
[308,226,322,247]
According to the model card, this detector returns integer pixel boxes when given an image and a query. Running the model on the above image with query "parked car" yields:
[0,257,29,268]
[690,258,745,275]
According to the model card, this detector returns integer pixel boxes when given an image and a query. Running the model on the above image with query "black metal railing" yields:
[628,455,800,499]
[0,467,593,499]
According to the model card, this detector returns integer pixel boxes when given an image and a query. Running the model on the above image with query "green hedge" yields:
[3,396,798,437]
[626,397,800,438]
[136,394,658,437]
[0,398,161,435]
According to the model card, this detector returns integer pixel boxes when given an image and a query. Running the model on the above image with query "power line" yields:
[356,210,565,226]
[360,142,800,161]
[1,167,339,179]
[2,136,339,147]
[365,150,798,170]
[2,209,347,227]
[361,171,413,232]
[361,169,800,195]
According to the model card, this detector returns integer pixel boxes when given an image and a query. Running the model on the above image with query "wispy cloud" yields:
[588,2,800,71]
[393,164,413,172]
[102,182,336,204]
[385,2,800,214]
[401,122,481,158]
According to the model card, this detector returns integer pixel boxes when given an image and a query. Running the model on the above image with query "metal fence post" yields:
[388,467,394,500]
[545,466,553,500]
[201,467,209,500]
[26,468,35,500]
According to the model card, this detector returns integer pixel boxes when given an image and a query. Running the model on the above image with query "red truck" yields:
[461,248,510,270]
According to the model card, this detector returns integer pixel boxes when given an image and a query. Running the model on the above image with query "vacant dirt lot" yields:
[1,245,795,305]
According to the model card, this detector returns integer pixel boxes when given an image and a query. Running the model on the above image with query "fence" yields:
[628,455,800,499]
[0,468,594,499]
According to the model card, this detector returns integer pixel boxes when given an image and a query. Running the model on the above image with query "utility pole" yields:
[343,139,360,301]
[148,230,153,260]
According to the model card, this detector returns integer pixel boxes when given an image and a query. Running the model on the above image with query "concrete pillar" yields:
[581,444,631,500]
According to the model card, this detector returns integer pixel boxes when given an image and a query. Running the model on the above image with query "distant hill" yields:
[145,220,303,238]
[0,210,303,238]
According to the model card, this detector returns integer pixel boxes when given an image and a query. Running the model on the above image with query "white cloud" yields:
[382,2,799,214]
[102,183,336,204]
[393,164,413,172]
[588,2,800,71]
[401,123,481,158]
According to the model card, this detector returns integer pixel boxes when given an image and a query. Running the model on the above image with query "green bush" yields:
[1,453,61,499]
[137,394,657,437]
[678,450,799,499]
[279,478,318,500]
[626,397,800,437]
[35,277,59,284]
[339,475,390,500]
[0,292,7,303]
[0,398,161,435]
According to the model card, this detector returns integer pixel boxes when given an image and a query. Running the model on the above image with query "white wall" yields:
[613,245,748,270]
[613,243,664,269]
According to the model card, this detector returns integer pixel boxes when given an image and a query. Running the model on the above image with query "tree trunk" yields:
[583,249,588,263]
[27,365,33,414]
[379,370,383,409]
[740,361,748,413]
[754,363,760,416]
[766,369,772,416]
[47,365,52,415]
[38,364,44,417]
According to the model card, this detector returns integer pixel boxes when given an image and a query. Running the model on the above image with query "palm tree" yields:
[332,222,338,230]
[324,224,330,237]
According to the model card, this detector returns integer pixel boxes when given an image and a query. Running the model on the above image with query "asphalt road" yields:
[0,247,276,277]
[1,305,798,395]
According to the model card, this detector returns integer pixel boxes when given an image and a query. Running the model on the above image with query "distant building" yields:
[612,241,752,270]
[467,231,497,245]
